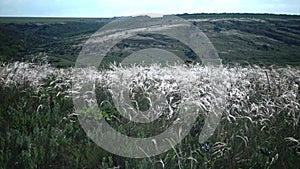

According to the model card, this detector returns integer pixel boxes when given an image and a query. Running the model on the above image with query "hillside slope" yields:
[0,14,299,67]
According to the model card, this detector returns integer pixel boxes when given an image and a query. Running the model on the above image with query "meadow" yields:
[0,61,299,168]
[0,13,300,168]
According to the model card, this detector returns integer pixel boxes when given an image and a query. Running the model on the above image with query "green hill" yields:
[0,13,299,67]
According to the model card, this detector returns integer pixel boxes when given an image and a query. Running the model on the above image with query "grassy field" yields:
[0,62,300,168]
[0,13,300,168]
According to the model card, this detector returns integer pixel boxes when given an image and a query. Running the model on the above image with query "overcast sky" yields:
[0,0,299,17]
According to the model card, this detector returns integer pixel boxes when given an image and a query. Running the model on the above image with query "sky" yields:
[0,0,299,17]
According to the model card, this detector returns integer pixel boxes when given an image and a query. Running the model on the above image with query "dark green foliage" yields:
[0,18,108,67]
[1,13,300,67]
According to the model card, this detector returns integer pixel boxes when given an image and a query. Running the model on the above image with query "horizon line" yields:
[0,12,299,18]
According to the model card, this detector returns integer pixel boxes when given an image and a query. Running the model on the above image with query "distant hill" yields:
[0,13,299,67]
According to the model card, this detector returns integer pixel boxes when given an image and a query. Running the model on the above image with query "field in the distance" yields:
[0,13,300,67]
